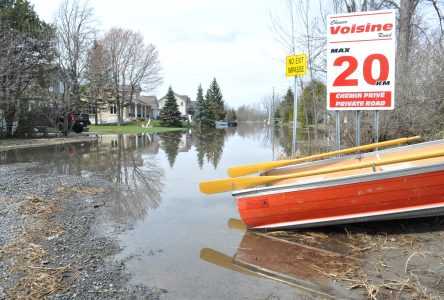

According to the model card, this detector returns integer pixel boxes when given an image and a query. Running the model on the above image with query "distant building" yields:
[158,92,196,121]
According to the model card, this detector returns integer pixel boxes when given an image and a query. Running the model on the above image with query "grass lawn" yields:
[88,121,189,134]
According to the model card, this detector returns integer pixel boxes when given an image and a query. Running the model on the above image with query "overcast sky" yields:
[29,0,301,108]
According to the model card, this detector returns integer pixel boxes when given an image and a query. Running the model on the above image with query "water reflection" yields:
[193,128,226,169]
[202,217,444,299]
[233,122,333,160]
[0,126,334,222]
[200,219,354,298]
[0,133,165,223]
[98,134,164,221]
[159,132,191,168]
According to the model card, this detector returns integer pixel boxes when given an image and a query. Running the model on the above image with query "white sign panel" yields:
[327,10,396,110]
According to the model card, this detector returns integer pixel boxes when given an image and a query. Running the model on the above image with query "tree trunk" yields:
[63,82,70,137]
[117,100,122,126]
[397,0,419,77]
[5,107,15,138]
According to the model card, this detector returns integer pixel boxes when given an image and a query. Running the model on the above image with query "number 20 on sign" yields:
[286,54,307,77]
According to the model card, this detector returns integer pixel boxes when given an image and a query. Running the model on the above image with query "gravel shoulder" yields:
[0,135,98,152]
[0,162,166,299]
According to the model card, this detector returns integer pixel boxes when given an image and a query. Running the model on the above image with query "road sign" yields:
[326,10,396,110]
[286,54,307,77]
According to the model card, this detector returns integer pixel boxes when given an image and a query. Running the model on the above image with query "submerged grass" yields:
[89,120,189,134]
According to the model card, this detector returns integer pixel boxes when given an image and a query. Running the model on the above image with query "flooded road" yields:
[2,126,444,299]
[0,125,324,299]
[109,128,316,299]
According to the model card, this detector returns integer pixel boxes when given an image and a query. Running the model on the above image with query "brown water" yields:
[0,125,334,299]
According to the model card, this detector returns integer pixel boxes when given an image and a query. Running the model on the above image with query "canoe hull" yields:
[235,166,444,230]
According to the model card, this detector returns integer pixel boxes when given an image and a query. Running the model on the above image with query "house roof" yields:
[176,94,191,102]
[139,96,158,108]
[159,92,191,103]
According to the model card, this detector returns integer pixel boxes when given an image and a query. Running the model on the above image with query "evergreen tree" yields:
[279,88,294,123]
[193,84,205,124]
[300,81,326,125]
[206,78,226,121]
[0,0,54,137]
[193,84,215,127]
[160,86,182,127]
[202,95,216,127]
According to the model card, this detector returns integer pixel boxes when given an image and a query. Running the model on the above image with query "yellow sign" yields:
[286,54,307,76]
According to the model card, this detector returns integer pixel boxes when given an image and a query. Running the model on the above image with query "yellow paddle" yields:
[228,218,247,233]
[227,136,420,178]
[200,148,444,194]
[200,248,265,279]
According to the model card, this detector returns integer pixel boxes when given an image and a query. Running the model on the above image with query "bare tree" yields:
[101,28,162,125]
[85,41,111,125]
[236,102,268,122]
[270,0,329,141]
[127,36,162,100]
[261,94,274,124]
[54,0,96,134]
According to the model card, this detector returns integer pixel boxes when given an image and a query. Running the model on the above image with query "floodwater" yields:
[0,124,339,299]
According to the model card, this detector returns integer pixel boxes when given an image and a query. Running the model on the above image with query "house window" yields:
[110,105,117,115]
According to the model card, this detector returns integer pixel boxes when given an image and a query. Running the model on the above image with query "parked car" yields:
[56,113,91,133]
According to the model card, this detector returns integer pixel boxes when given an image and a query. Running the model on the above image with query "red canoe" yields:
[233,140,444,230]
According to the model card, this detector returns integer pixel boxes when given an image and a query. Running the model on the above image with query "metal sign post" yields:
[286,54,307,157]
[375,110,380,143]
[355,110,361,147]
[336,111,341,150]
[292,77,298,156]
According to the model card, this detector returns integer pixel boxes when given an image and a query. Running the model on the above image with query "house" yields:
[138,96,160,120]
[94,86,158,124]
[158,92,196,120]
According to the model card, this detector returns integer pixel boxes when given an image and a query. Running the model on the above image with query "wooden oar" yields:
[200,148,444,194]
[227,136,420,178]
